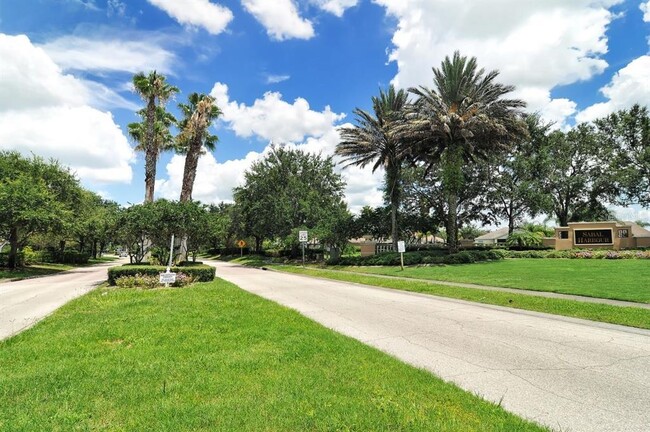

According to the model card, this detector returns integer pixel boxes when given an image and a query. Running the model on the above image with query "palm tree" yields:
[132,71,179,202]
[336,85,409,250]
[177,92,221,202]
[403,52,527,253]
[128,107,176,175]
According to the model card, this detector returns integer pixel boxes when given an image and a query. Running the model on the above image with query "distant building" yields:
[474,227,510,246]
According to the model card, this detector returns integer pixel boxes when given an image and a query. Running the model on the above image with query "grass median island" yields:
[333,259,650,303]
[0,279,546,431]
[272,266,650,330]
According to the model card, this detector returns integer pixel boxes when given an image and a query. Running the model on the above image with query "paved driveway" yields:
[212,260,650,432]
[0,260,122,340]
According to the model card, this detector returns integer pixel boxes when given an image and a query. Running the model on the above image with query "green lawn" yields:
[335,259,650,303]
[272,266,650,330]
[0,263,73,280]
[0,280,546,431]
[0,256,118,281]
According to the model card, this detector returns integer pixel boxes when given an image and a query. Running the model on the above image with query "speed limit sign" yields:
[299,231,308,242]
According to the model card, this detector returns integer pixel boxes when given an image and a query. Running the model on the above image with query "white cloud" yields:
[147,0,233,35]
[312,0,359,17]
[158,85,383,210]
[40,35,176,74]
[242,0,315,40]
[210,82,346,142]
[266,74,291,84]
[611,205,650,223]
[107,0,126,17]
[641,1,650,22]
[373,0,624,126]
[0,34,134,184]
[576,55,650,123]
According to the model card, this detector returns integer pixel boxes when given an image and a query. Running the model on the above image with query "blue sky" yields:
[1,0,649,222]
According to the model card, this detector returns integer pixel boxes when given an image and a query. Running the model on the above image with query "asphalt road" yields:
[0,260,123,340]
[212,260,650,432]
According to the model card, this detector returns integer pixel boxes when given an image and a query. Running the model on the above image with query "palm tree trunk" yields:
[144,148,157,203]
[178,139,202,262]
[180,142,201,202]
[144,97,156,202]
[386,165,400,250]
[447,192,459,254]
[444,146,463,254]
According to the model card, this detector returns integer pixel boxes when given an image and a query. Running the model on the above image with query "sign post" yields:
[299,230,308,266]
[159,234,177,287]
[397,241,405,271]
[237,240,246,257]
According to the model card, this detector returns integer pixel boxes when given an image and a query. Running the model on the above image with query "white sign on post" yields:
[299,230,308,243]
[159,272,177,284]
[397,241,406,253]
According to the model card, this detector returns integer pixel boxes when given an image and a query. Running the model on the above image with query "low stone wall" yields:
[636,237,650,248]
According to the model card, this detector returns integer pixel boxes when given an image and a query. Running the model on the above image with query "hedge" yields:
[108,264,215,285]
[332,249,507,266]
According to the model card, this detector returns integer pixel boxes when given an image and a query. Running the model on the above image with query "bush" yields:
[108,264,215,285]
[333,249,505,267]
[115,274,160,289]
[114,272,195,289]
[22,246,39,265]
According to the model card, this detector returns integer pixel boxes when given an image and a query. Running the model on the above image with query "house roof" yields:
[475,227,510,241]
[624,221,650,238]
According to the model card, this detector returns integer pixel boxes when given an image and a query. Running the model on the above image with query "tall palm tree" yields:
[177,92,221,202]
[132,71,179,202]
[128,107,176,173]
[336,85,409,250]
[403,52,527,253]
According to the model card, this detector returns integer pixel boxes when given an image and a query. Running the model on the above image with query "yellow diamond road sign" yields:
[237,240,246,248]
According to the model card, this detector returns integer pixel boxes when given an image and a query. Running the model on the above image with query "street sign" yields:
[299,230,308,243]
[159,272,177,284]
[237,240,246,248]
[397,241,406,253]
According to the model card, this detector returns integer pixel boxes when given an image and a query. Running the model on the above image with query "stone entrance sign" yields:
[574,229,613,246]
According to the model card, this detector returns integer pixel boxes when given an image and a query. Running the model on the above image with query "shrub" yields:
[108,264,215,285]
[333,249,505,267]
[573,251,593,259]
[115,274,160,289]
[114,272,196,289]
[22,246,39,265]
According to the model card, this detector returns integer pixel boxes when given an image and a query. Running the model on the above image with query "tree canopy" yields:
[234,147,351,251]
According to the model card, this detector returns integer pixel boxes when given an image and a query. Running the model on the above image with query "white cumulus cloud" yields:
[576,55,650,123]
[641,1,650,22]
[210,82,346,142]
[147,0,233,35]
[40,35,176,74]
[373,0,624,127]
[312,0,359,17]
[0,34,134,184]
[242,0,315,40]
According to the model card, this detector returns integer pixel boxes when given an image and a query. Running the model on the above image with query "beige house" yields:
[546,221,650,250]
[474,227,510,246]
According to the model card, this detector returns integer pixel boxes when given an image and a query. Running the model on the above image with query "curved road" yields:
[211,260,650,432]
[0,260,123,340]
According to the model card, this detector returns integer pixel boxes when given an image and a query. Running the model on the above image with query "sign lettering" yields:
[574,229,613,245]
